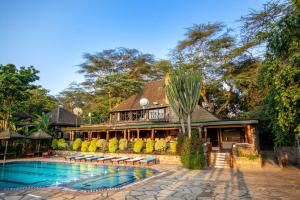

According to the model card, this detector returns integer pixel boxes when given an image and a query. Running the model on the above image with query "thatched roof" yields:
[111,80,219,122]
[28,129,52,140]
[112,80,168,112]
[0,129,24,140]
[48,106,82,126]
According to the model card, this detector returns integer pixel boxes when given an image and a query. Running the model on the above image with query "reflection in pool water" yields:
[0,161,158,191]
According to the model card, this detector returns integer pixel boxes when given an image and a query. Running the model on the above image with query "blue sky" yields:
[0,0,268,95]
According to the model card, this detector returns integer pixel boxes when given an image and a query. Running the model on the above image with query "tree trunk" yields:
[187,114,192,138]
[180,118,186,135]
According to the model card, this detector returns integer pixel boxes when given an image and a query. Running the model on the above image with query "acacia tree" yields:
[165,67,202,138]
[0,64,39,126]
[172,23,261,118]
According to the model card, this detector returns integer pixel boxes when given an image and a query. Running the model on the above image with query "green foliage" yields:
[51,139,58,150]
[154,139,167,151]
[88,139,98,152]
[145,140,155,153]
[108,138,118,153]
[96,139,106,151]
[22,88,56,116]
[0,64,39,124]
[236,147,259,160]
[72,138,82,151]
[170,141,178,153]
[180,136,205,169]
[119,138,128,151]
[57,139,68,150]
[81,141,90,152]
[257,2,300,146]
[133,139,144,153]
[165,67,202,137]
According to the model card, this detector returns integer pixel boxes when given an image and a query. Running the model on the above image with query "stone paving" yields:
[1,159,300,200]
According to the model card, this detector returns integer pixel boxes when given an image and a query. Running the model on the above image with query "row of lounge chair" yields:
[64,155,156,166]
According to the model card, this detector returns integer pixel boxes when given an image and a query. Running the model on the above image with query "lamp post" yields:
[139,98,149,121]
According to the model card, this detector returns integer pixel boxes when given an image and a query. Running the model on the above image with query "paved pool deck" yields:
[0,158,300,200]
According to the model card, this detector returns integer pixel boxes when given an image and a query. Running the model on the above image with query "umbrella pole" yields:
[38,140,40,157]
[4,140,8,162]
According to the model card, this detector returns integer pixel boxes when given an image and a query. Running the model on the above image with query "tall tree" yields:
[77,47,170,117]
[0,64,39,126]
[21,87,57,116]
[257,0,300,146]
[165,67,202,138]
[172,23,259,118]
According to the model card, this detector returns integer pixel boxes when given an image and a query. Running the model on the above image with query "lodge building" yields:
[62,80,259,151]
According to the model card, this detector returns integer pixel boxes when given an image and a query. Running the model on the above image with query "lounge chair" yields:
[111,157,130,164]
[139,157,156,166]
[75,155,93,162]
[64,155,83,161]
[84,155,104,162]
[124,157,143,165]
[97,156,115,163]
[42,150,51,158]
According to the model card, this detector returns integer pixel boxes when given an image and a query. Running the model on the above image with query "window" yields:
[149,109,164,119]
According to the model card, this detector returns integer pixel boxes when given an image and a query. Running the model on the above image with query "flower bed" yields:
[232,143,262,168]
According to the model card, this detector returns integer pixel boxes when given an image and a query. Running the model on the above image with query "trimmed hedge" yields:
[88,139,98,152]
[57,139,68,150]
[108,138,118,153]
[133,139,144,153]
[81,141,90,152]
[96,139,106,151]
[145,140,155,153]
[72,138,82,151]
[155,139,167,151]
[170,141,177,153]
[119,138,128,151]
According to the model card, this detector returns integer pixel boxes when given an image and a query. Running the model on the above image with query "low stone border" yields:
[232,143,262,168]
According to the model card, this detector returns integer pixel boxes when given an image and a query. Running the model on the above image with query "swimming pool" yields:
[0,161,158,191]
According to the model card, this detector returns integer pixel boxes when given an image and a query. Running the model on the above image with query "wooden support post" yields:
[127,129,130,141]
[151,129,154,140]
[204,127,207,142]
[137,129,140,139]
[106,130,110,141]
[124,129,127,139]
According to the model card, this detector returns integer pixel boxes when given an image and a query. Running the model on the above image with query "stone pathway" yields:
[1,163,300,200]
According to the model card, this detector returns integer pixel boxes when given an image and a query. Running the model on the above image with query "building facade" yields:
[62,80,259,151]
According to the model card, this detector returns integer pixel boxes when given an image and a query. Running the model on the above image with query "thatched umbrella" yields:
[28,129,52,156]
[0,129,24,161]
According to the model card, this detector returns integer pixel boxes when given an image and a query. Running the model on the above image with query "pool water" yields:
[0,161,157,191]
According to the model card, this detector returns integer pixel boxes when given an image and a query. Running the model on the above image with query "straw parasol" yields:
[0,129,24,161]
[28,129,52,156]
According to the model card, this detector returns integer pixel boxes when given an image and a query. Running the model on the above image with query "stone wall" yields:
[54,150,182,165]
[274,146,300,167]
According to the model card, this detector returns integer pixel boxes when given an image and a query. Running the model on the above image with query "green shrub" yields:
[180,137,205,169]
[88,139,98,152]
[170,141,177,153]
[108,138,118,153]
[51,139,58,150]
[155,139,167,151]
[145,140,154,153]
[119,138,128,151]
[72,138,82,151]
[237,147,258,160]
[96,139,106,150]
[57,139,68,150]
[81,141,90,152]
[133,139,144,153]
